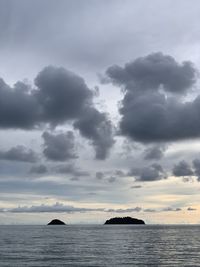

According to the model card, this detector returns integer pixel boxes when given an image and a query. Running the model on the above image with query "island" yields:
[47,219,66,225]
[104,216,145,225]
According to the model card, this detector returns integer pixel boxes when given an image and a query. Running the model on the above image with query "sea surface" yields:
[0,225,200,266]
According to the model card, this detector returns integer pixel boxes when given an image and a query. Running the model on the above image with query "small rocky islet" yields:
[104,216,145,225]
[47,219,66,225]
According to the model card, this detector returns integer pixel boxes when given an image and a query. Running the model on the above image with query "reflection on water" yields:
[0,225,199,266]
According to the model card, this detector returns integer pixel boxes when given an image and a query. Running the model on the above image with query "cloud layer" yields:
[0,66,114,159]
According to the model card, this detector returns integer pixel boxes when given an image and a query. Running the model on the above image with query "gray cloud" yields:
[162,207,182,212]
[30,164,48,174]
[106,207,142,213]
[4,202,103,213]
[55,164,89,177]
[0,204,188,214]
[114,170,126,177]
[173,160,194,177]
[2,0,200,77]
[95,170,126,181]
[105,53,200,143]
[42,131,77,161]
[129,163,166,182]
[106,52,196,94]
[142,207,182,212]
[192,159,200,181]
[130,185,142,189]
[143,208,156,212]
[34,66,93,125]
[144,145,166,160]
[108,176,116,183]
[0,145,37,163]
[0,80,39,129]
[187,207,196,211]
[0,66,114,159]
[74,108,114,160]
[0,179,106,201]
[0,66,92,129]
[96,172,104,180]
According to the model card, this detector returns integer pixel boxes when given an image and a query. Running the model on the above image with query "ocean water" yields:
[0,225,200,266]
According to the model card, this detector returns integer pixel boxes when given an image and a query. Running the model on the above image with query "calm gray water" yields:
[0,225,200,266]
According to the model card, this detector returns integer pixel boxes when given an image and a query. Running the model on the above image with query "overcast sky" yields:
[0,0,200,224]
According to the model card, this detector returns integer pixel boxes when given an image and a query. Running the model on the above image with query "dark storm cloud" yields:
[34,66,93,125]
[0,79,38,129]
[173,160,194,177]
[74,108,114,159]
[144,145,166,160]
[106,52,196,94]
[0,66,92,128]
[30,164,48,174]
[129,163,166,181]
[0,145,37,163]
[0,66,114,159]
[42,131,77,161]
[105,53,200,143]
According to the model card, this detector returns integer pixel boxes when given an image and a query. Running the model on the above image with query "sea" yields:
[0,225,199,266]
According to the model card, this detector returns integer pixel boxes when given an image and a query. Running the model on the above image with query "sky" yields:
[0,0,200,224]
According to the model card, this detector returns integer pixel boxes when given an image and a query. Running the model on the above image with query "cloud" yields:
[106,207,142,213]
[114,170,126,177]
[187,207,196,211]
[0,145,37,163]
[0,66,92,129]
[143,208,156,212]
[144,145,166,160]
[30,164,48,174]
[0,179,105,200]
[3,203,182,214]
[74,107,114,159]
[192,159,200,181]
[142,207,182,212]
[55,164,89,177]
[42,131,77,161]
[173,160,193,177]
[96,172,104,180]
[108,176,116,183]
[129,163,166,182]
[106,52,196,94]
[130,185,142,189]
[4,202,103,213]
[105,53,200,143]
[34,66,93,125]
[0,66,114,159]
[162,207,182,212]
[0,80,38,129]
